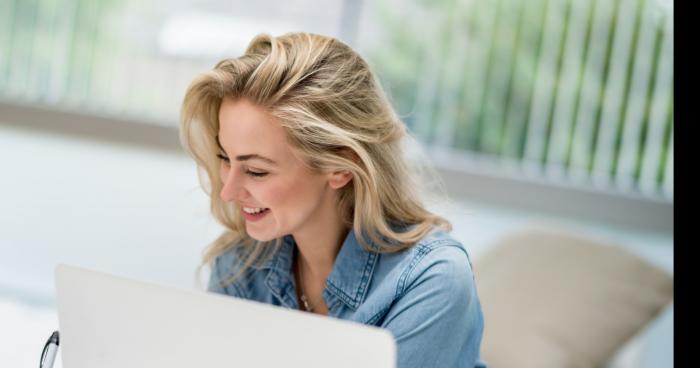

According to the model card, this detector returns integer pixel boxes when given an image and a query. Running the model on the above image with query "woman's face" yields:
[217,97,342,241]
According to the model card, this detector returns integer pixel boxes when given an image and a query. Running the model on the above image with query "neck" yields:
[292,189,349,282]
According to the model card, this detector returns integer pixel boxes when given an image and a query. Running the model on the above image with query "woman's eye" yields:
[217,153,266,177]
[246,170,268,177]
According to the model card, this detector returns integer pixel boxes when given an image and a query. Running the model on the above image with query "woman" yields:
[180,32,487,368]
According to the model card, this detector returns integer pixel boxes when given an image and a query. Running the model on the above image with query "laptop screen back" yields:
[55,264,396,368]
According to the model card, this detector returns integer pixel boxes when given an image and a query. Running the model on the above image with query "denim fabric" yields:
[208,226,488,368]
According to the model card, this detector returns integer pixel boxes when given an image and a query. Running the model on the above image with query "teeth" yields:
[243,207,267,214]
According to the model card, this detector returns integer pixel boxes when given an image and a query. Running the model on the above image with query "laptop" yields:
[55,264,396,368]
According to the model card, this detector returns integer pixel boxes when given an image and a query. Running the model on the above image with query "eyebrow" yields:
[215,135,278,165]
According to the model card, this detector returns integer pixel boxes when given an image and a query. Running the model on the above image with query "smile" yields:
[241,207,270,222]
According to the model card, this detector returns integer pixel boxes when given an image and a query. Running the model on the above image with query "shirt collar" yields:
[260,236,297,309]
[259,235,295,274]
[324,228,379,310]
[260,228,380,311]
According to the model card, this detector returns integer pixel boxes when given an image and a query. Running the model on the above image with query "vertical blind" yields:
[367,0,673,200]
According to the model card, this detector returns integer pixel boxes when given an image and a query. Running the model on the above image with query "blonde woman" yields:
[180,32,487,368]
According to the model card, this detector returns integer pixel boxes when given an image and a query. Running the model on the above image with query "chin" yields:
[248,234,277,242]
[245,227,279,242]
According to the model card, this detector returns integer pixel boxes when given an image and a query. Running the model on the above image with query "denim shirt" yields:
[208,226,488,368]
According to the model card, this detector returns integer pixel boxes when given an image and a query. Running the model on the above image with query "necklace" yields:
[297,257,314,313]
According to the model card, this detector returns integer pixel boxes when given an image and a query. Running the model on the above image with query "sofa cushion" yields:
[473,225,673,368]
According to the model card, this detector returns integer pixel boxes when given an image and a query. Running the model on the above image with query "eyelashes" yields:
[216,154,268,177]
[246,170,268,177]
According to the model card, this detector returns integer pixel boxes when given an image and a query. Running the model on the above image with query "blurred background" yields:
[0,0,673,367]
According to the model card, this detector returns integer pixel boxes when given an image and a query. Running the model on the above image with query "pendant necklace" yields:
[297,257,314,313]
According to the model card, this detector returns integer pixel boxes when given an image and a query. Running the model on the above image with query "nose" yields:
[219,168,248,203]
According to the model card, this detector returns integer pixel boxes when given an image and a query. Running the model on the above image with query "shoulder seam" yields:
[394,240,470,299]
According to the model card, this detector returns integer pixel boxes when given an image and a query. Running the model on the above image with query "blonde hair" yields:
[180,32,452,286]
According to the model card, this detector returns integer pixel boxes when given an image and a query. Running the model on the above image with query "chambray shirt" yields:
[208,226,488,368]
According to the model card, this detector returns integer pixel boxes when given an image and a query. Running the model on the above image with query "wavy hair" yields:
[180,32,452,286]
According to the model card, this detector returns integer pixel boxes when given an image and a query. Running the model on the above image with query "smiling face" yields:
[217,97,343,241]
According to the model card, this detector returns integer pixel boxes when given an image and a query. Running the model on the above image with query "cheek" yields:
[261,182,295,208]
[264,175,324,211]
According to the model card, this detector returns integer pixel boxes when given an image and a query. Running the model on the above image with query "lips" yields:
[241,207,270,222]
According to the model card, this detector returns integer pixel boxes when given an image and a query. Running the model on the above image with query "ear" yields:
[327,148,358,190]
[328,169,353,189]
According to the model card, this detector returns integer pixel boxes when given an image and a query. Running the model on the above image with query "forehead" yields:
[217,97,294,164]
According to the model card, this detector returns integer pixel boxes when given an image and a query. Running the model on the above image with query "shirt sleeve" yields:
[207,255,227,294]
[380,245,486,368]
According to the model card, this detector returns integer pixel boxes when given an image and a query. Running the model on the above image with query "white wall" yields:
[0,124,223,301]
